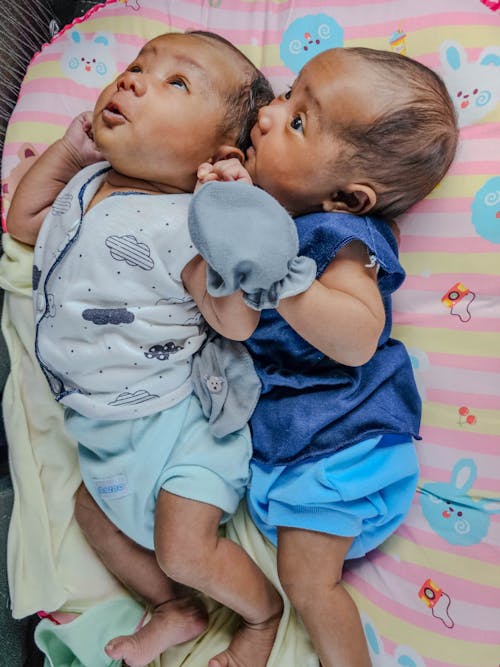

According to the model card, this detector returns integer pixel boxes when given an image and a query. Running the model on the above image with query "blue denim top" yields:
[245,211,422,465]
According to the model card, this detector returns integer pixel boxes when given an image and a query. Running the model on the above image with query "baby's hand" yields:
[62,111,103,168]
[196,158,253,189]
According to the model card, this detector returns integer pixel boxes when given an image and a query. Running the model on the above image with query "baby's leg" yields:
[74,485,208,667]
[277,527,371,667]
[155,490,283,667]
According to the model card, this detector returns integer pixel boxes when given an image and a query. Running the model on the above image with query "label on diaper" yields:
[94,474,129,500]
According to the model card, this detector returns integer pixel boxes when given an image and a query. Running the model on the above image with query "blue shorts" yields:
[66,393,252,550]
[247,434,419,559]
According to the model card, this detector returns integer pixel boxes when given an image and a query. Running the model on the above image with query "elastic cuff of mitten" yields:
[243,255,317,310]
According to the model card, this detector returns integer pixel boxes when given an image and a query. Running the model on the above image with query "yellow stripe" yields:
[64,15,175,39]
[421,402,500,436]
[400,253,500,277]
[6,123,67,145]
[380,536,500,587]
[393,325,500,358]
[427,175,500,200]
[346,24,500,56]
[344,588,500,665]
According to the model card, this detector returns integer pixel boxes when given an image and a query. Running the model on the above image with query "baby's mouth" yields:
[102,102,127,124]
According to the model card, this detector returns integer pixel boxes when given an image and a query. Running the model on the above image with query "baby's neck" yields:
[87,169,191,212]
[105,168,190,195]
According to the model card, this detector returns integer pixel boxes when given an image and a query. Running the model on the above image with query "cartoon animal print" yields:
[471,176,500,244]
[439,40,500,127]
[61,30,116,88]
[419,458,500,546]
[204,375,225,394]
[1,143,40,224]
[280,13,344,73]
[362,615,427,667]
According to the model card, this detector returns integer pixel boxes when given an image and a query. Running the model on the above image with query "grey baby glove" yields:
[188,181,317,310]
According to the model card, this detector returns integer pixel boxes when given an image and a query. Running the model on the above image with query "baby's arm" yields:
[183,158,259,340]
[182,256,259,341]
[277,241,385,366]
[6,111,102,246]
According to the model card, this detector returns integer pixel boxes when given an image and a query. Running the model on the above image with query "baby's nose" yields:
[117,71,146,95]
[257,107,273,133]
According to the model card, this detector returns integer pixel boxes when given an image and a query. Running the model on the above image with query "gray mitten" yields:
[191,331,261,438]
[188,181,317,310]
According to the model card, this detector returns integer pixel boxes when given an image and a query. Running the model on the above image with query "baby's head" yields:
[92,31,273,192]
[246,47,458,219]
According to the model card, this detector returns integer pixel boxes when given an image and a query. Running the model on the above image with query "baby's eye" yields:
[128,65,142,73]
[290,115,303,132]
[169,78,187,89]
[284,89,292,100]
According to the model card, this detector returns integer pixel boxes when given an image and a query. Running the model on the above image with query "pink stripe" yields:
[396,521,500,567]
[399,236,498,253]
[405,198,473,215]
[451,161,500,176]
[426,352,500,373]
[180,0,391,12]
[344,569,500,643]
[18,78,101,99]
[393,312,500,332]
[8,111,75,127]
[343,11,497,38]
[402,275,500,294]
[419,462,500,491]
[426,388,500,410]
[373,640,469,667]
[358,548,500,608]
[420,426,500,455]
[460,122,500,141]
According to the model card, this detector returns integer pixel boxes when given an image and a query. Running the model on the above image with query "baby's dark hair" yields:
[337,48,458,219]
[187,30,274,152]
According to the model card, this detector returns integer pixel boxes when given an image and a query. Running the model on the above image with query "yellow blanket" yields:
[0,232,316,665]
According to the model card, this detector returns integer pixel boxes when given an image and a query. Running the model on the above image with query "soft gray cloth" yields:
[188,181,317,310]
[191,331,261,438]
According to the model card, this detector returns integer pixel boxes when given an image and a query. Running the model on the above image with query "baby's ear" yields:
[213,145,245,163]
[323,184,376,215]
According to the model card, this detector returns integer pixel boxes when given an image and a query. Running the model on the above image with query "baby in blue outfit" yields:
[188,46,458,667]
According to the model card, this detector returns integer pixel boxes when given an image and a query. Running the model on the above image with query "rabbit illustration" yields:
[362,615,427,667]
[61,30,116,88]
[439,40,500,127]
[419,458,500,546]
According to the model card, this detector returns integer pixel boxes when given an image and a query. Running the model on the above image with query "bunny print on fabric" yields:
[419,458,500,546]
[439,40,500,127]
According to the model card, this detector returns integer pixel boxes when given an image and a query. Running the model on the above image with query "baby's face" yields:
[92,33,242,193]
[245,49,382,216]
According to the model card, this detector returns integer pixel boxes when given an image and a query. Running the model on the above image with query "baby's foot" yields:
[208,608,282,667]
[105,596,208,667]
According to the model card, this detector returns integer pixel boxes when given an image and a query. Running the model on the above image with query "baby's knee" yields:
[277,548,343,611]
